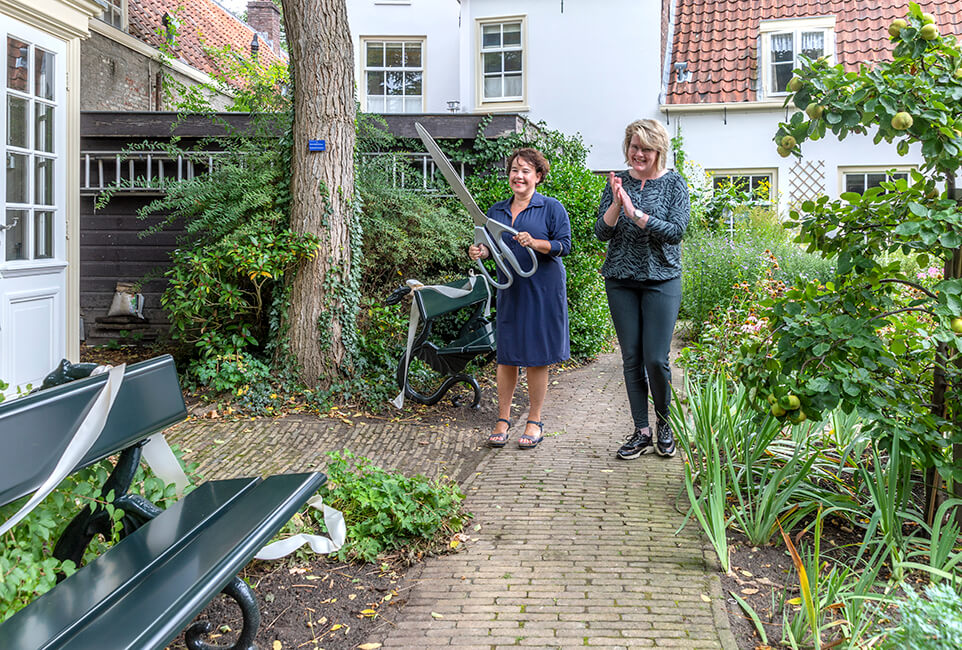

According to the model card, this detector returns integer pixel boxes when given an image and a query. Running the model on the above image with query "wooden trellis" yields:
[789,159,826,206]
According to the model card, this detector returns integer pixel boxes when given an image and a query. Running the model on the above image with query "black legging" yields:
[604,276,681,429]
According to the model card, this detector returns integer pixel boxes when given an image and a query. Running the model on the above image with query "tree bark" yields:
[279,0,356,385]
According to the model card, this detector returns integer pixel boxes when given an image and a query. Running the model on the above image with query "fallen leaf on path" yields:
[358,644,383,650]
[700,594,711,602]
[741,588,759,595]
[272,642,282,650]
[430,612,443,619]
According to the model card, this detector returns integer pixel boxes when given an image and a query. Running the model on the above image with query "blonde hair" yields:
[622,119,670,171]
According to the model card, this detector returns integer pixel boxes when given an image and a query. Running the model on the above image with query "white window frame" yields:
[838,166,916,195]
[1,23,66,272]
[476,15,527,112]
[360,37,425,114]
[92,0,127,31]
[759,17,835,99]
[709,169,777,204]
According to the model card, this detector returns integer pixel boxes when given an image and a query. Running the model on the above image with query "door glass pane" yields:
[35,103,53,153]
[35,48,54,100]
[6,152,27,202]
[7,95,27,147]
[35,157,53,205]
[4,209,26,261]
[482,25,501,49]
[366,42,383,67]
[34,210,53,259]
[7,37,29,93]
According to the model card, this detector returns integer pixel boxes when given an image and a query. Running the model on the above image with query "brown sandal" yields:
[488,418,512,447]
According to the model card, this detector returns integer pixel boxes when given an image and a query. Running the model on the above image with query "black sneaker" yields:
[616,427,654,459]
[656,421,676,457]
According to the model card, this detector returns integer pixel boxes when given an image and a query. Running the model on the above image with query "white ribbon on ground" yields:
[141,434,191,498]
[254,495,346,560]
[390,276,490,409]
[0,364,126,537]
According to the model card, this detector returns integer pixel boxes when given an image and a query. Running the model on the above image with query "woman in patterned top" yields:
[595,119,690,460]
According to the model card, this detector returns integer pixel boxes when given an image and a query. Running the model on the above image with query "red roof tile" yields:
[666,0,962,105]
[129,0,286,81]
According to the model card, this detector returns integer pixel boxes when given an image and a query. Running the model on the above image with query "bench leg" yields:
[184,576,261,650]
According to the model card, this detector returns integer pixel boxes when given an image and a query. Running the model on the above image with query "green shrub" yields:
[0,450,199,622]
[883,583,962,649]
[308,450,468,563]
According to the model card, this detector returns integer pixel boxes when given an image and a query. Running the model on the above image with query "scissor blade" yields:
[415,122,488,226]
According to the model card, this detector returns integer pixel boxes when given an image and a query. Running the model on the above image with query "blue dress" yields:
[486,191,572,367]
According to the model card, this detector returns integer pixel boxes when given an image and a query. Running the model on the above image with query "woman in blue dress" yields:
[468,148,571,449]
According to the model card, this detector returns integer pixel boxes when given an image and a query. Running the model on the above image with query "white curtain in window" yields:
[771,33,793,55]
[801,32,824,53]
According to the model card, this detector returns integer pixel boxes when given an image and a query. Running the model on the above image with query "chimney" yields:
[246,1,281,54]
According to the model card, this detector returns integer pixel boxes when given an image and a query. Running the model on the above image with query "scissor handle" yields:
[482,219,539,279]
[474,227,513,290]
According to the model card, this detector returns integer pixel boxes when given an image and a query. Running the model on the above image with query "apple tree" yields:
[737,2,962,519]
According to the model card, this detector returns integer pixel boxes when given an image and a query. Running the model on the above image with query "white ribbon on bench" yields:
[390,275,491,409]
[141,435,191,498]
[0,364,125,537]
[253,495,346,560]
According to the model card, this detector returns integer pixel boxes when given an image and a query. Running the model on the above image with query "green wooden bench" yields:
[0,354,325,650]
[388,277,496,409]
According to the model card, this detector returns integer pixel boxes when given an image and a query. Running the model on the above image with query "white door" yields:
[0,18,67,394]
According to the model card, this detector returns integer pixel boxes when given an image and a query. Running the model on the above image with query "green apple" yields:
[922,12,936,24]
[771,403,787,418]
[780,135,797,149]
[779,394,801,410]
[787,77,804,92]
[777,145,792,158]
[767,393,777,405]
[888,18,907,37]
[920,24,939,41]
[891,111,914,130]
[951,317,962,334]
[805,103,825,120]
[789,411,808,425]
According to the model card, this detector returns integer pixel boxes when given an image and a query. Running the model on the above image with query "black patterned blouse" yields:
[594,170,690,282]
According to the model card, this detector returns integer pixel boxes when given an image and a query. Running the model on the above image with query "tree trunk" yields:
[280,0,356,386]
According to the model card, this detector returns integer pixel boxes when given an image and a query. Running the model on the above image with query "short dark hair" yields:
[506,148,550,185]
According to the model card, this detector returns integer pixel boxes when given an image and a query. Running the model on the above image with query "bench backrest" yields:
[415,277,491,322]
[0,355,187,508]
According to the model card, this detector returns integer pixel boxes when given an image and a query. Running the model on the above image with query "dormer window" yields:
[93,0,126,30]
[760,17,834,97]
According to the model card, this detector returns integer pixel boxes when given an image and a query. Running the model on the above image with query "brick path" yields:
[166,345,737,649]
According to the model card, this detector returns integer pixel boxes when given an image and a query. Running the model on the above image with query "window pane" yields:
[504,49,521,72]
[404,71,422,95]
[366,42,384,67]
[404,43,421,67]
[7,95,27,147]
[35,103,53,153]
[4,209,26,261]
[7,37,29,93]
[801,31,824,60]
[772,62,793,92]
[892,172,909,182]
[385,43,403,67]
[504,74,522,97]
[483,52,502,74]
[503,23,521,46]
[35,48,54,100]
[385,71,403,95]
[866,173,886,189]
[34,209,52,259]
[771,33,793,62]
[404,97,421,113]
[35,156,53,205]
[845,175,866,193]
[385,96,403,113]
[484,76,502,99]
[6,152,27,202]
[367,71,384,96]
[367,96,385,112]
[482,25,501,49]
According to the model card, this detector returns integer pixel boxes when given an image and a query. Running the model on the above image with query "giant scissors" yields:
[415,123,538,290]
